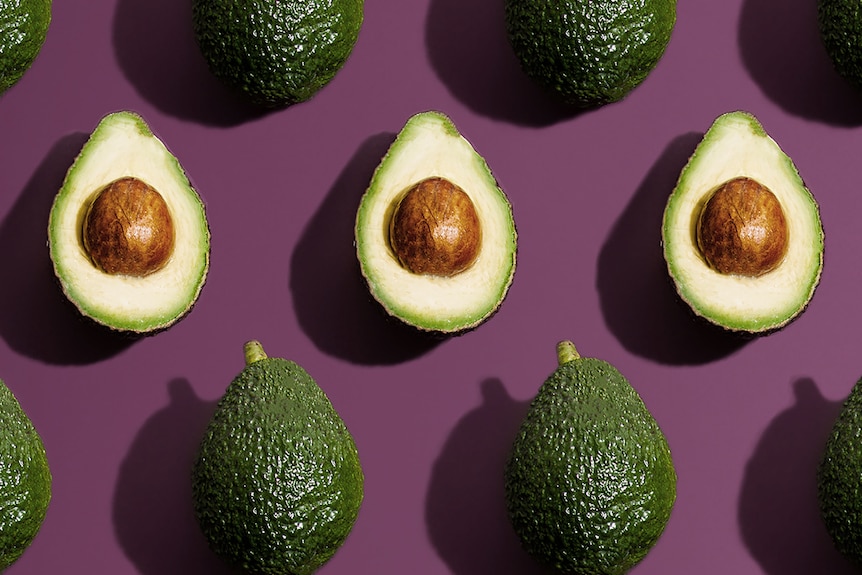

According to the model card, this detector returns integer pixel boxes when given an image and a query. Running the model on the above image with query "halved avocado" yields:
[662,111,824,334]
[355,111,517,334]
[48,111,210,334]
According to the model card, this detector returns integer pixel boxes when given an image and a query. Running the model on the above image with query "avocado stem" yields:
[243,340,268,366]
[556,341,580,366]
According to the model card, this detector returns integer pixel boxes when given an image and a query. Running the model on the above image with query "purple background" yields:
[2,0,862,573]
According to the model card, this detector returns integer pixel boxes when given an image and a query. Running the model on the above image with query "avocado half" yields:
[355,111,517,334]
[662,111,824,334]
[48,111,211,334]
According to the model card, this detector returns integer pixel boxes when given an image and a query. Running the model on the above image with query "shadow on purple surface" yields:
[426,378,556,575]
[739,377,857,574]
[290,132,443,365]
[0,133,137,365]
[596,132,750,366]
[113,378,240,575]
[739,0,862,126]
[113,0,270,127]
[425,0,581,127]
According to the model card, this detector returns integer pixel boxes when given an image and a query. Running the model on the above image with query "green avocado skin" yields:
[192,0,363,108]
[504,353,676,575]
[0,0,51,94]
[819,378,862,565]
[819,0,862,89]
[0,379,51,571]
[504,0,676,107]
[191,355,364,575]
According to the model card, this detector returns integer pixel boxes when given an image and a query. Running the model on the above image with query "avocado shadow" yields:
[112,0,270,127]
[738,0,862,125]
[425,378,556,575]
[596,132,749,365]
[0,133,137,365]
[289,133,443,365]
[113,378,240,575]
[738,377,856,573]
[425,0,579,127]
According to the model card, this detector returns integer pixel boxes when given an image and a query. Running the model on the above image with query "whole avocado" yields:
[0,378,52,571]
[192,341,363,575]
[819,0,862,90]
[192,0,364,108]
[504,0,676,107]
[0,0,51,95]
[505,341,676,575]
[818,377,862,565]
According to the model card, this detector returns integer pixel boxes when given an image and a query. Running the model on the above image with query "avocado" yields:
[354,111,517,334]
[819,0,862,90]
[48,111,211,334]
[0,0,51,95]
[818,377,862,566]
[0,378,51,571]
[661,111,824,334]
[192,340,364,575]
[504,0,676,107]
[192,0,364,108]
[505,341,676,575]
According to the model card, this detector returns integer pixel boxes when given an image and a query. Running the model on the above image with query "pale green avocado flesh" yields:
[355,111,517,334]
[662,111,824,333]
[48,111,210,333]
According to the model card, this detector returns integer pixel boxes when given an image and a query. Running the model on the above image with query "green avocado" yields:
[192,0,364,108]
[505,341,676,575]
[0,378,51,571]
[662,111,824,334]
[504,0,676,107]
[818,0,862,90]
[192,340,364,575]
[819,377,862,566]
[48,111,211,334]
[0,0,51,95]
[354,111,517,334]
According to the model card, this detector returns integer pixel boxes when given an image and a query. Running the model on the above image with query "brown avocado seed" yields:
[83,176,175,277]
[696,176,789,277]
[389,176,482,277]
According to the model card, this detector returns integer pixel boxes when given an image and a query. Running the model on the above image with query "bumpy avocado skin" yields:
[505,343,676,575]
[504,0,676,107]
[819,0,862,90]
[819,378,862,566]
[0,379,51,571]
[0,0,51,95]
[192,0,364,108]
[192,342,364,575]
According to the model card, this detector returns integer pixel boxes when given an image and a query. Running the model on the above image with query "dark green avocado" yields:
[192,340,364,575]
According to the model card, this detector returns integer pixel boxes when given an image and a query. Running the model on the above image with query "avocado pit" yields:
[696,176,789,277]
[82,176,176,277]
[389,176,481,277]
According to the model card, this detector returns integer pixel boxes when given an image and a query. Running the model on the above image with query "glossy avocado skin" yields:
[192,342,363,575]
[0,379,51,571]
[505,343,676,575]
[192,0,364,107]
[0,0,51,94]
[504,0,676,107]
[819,0,862,90]
[819,378,862,566]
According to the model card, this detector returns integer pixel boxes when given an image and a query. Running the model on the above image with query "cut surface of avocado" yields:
[48,111,210,333]
[662,111,823,333]
[355,111,517,334]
